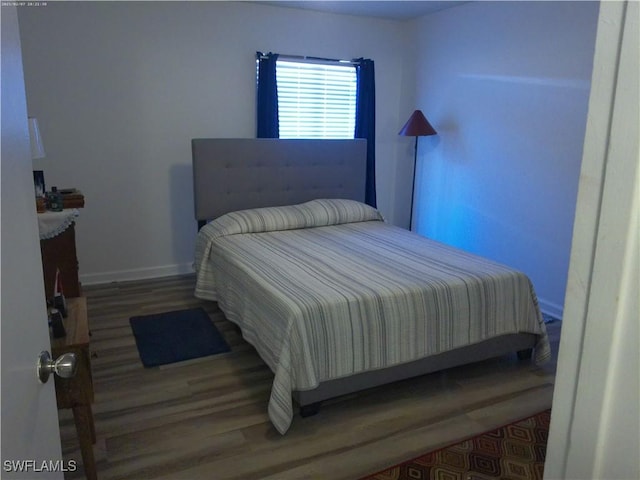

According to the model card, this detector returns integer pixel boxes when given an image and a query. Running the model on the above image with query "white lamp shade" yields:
[28,117,46,159]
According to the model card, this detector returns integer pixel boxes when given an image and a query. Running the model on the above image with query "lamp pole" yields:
[398,109,437,232]
[409,136,419,230]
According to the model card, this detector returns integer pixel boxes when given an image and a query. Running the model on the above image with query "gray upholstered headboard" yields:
[192,138,367,222]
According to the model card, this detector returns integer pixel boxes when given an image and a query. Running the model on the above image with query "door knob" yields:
[37,351,77,384]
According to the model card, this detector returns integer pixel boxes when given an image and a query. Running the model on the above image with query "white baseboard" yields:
[80,263,194,286]
[538,297,564,320]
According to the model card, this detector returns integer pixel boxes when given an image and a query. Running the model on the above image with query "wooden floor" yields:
[60,274,561,480]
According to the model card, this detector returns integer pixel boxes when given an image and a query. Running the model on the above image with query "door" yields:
[1,7,64,479]
[544,1,639,478]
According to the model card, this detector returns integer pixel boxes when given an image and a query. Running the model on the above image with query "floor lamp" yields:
[399,110,437,230]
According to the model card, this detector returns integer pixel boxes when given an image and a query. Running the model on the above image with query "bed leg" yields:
[517,348,533,360]
[299,402,321,417]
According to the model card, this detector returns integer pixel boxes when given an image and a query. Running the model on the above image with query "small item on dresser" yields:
[47,186,64,211]
[33,170,46,197]
[60,188,85,209]
[52,268,67,317]
[35,196,46,213]
[49,308,66,338]
[53,293,68,318]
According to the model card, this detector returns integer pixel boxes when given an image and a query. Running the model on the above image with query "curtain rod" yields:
[258,52,360,65]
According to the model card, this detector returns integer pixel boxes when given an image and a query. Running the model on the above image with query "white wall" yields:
[408,1,599,317]
[18,0,601,314]
[18,1,409,284]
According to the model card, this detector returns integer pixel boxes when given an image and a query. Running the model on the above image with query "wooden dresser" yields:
[38,205,83,300]
[40,219,81,299]
[50,296,97,480]
[39,202,96,479]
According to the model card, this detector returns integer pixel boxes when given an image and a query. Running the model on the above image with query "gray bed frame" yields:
[192,138,536,416]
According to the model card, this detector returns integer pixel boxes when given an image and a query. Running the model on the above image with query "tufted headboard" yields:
[192,138,367,223]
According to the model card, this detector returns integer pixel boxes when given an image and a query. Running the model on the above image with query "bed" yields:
[192,138,551,434]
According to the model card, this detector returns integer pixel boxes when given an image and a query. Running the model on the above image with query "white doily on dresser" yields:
[37,209,80,240]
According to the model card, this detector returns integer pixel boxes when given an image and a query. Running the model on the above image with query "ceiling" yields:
[254,1,467,21]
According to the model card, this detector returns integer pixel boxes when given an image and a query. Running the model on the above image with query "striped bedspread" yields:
[194,199,551,434]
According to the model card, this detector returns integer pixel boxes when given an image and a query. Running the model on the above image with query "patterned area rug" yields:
[361,410,551,480]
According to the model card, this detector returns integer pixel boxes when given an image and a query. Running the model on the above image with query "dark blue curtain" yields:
[354,58,376,207]
[256,52,279,138]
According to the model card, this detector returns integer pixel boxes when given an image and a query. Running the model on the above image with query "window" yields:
[275,59,357,139]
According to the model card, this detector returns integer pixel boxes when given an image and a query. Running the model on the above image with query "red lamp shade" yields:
[399,110,437,137]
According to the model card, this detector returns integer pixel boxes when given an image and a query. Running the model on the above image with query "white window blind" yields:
[276,60,357,139]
